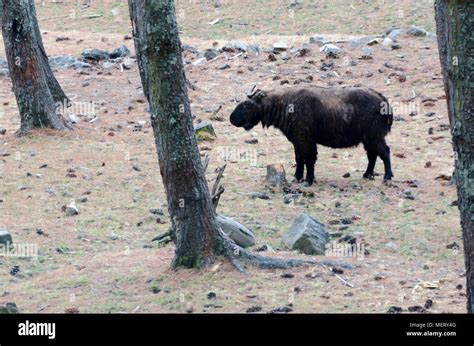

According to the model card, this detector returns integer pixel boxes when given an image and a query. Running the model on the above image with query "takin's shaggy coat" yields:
[229,86,394,185]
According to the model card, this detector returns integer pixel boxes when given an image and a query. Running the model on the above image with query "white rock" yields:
[320,44,341,56]
[68,114,80,123]
[382,37,394,46]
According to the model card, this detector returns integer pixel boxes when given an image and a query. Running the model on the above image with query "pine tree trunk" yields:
[1,0,70,135]
[128,0,220,268]
[435,0,474,313]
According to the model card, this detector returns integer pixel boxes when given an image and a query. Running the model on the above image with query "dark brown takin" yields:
[229,86,394,185]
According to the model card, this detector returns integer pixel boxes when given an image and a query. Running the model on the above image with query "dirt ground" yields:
[0,0,467,313]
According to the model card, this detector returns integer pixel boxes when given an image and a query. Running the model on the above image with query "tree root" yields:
[217,230,353,273]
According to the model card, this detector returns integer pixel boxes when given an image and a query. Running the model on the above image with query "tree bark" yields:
[435,0,474,313]
[1,0,70,135]
[128,0,221,268]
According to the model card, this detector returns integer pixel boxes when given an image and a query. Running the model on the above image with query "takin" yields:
[229,86,394,185]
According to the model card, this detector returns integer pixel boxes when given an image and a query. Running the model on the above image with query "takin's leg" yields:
[374,139,394,183]
[304,143,317,186]
[293,144,305,183]
[363,142,378,180]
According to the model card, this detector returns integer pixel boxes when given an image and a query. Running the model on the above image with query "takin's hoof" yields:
[292,177,305,184]
[383,179,393,187]
[363,174,375,180]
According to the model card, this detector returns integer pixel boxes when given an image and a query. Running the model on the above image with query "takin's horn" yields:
[246,85,257,98]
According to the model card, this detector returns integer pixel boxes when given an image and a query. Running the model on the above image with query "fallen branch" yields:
[321,264,354,288]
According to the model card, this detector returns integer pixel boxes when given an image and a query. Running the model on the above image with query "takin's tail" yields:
[369,88,393,132]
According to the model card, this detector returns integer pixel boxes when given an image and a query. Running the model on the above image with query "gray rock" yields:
[150,208,164,215]
[217,214,255,248]
[282,213,329,255]
[0,303,19,314]
[385,25,401,36]
[109,45,130,59]
[102,61,115,70]
[361,47,372,59]
[407,25,428,37]
[223,42,260,53]
[309,34,327,46]
[248,192,270,200]
[182,44,199,54]
[349,36,375,49]
[388,28,404,41]
[49,55,76,68]
[0,230,13,246]
[194,120,216,138]
[255,244,275,252]
[71,61,91,70]
[204,48,219,60]
[81,48,110,61]
[0,68,9,76]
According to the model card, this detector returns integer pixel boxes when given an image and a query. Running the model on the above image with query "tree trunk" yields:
[435,0,454,127]
[128,0,221,268]
[1,0,71,135]
[435,0,474,313]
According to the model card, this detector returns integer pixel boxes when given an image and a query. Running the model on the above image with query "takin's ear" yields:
[247,89,267,103]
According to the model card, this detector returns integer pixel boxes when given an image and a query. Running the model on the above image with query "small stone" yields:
[246,306,262,313]
[217,63,230,70]
[0,230,13,246]
[68,114,80,123]
[309,34,327,46]
[245,138,258,144]
[109,45,130,59]
[0,303,19,314]
[320,44,341,58]
[255,244,275,252]
[149,208,164,215]
[342,173,351,178]
[248,192,269,200]
[385,242,398,252]
[407,25,428,37]
[63,202,79,216]
[268,306,293,314]
[207,292,216,299]
[0,128,6,135]
[204,48,219,60]
[272,42,288,52]
[387,306,403,314]
[81,48,110,61]
[382,37,393,46]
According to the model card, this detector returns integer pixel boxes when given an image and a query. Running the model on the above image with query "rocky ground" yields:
[0,1,467,313]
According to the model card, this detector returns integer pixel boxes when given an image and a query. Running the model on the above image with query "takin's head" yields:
[229,87,266,131]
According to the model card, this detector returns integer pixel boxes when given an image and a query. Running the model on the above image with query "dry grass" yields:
[0,0,466,313]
